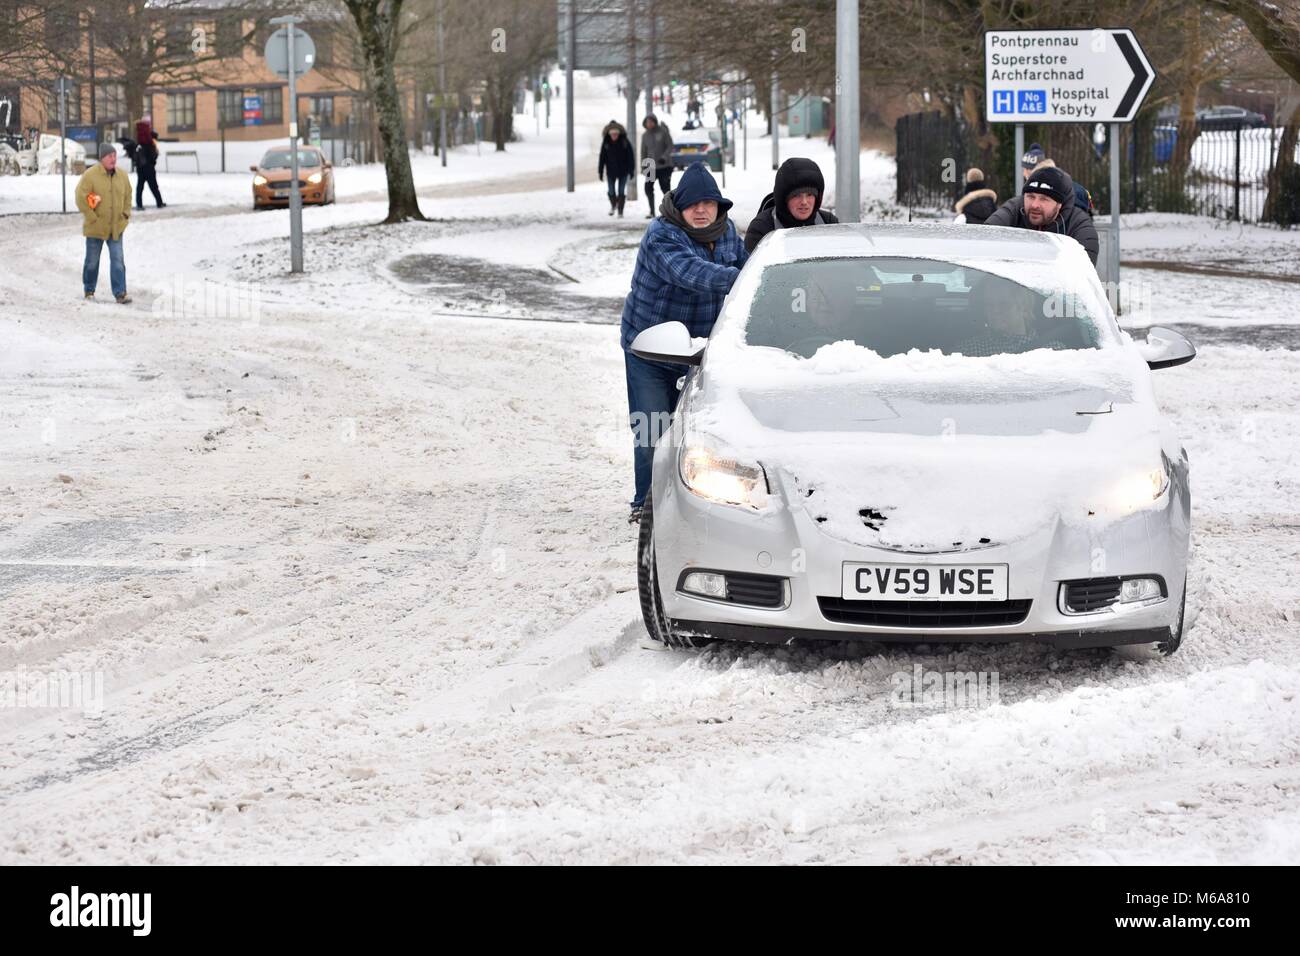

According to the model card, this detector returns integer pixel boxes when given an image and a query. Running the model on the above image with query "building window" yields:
[95,82,126,122]
[166,19,194,58]
[218,89,243,127]
[308,95,334,125]
[215,15,244,58]
[258,87,283,124]
[46,82,80,128]
[167,92,196,131]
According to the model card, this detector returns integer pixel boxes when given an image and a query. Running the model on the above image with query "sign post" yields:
[55,77,73,212]
[834,0,860,222]
[984,28,1154,292]
[266,16,315,274]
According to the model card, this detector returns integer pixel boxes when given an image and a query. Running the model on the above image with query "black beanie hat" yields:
[1023,166,1071,206]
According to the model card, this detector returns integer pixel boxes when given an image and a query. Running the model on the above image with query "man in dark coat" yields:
[620,161,748,521]
[598,120,634,217]
[640,114,674,219]
[985,165,1099,265]
[954,167,997,225]
[743,157,839,252]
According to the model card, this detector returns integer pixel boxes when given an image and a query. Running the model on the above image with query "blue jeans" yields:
[606,174,628,200]
[84,237,126,298]
[625,350,689,508]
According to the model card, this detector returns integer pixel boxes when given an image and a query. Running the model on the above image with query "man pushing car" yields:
[620,160,748,524]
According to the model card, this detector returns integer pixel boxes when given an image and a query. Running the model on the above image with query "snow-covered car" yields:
[633,222,1196,659]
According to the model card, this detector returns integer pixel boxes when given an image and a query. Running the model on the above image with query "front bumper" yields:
[651,452,1190,650]
[253,183,326,206]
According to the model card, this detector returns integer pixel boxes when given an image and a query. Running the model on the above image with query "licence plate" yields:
[841,563,1008,601]
[273,190,288,198]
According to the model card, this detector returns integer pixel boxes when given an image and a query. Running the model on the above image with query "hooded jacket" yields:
[640,115,674,172]
[620,162,748,349]
[954,179,997,225]
[985,167,1099,264]
[743,158,840,252]
[598,121,635,180]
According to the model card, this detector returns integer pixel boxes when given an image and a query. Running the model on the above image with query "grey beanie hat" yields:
[98,142,117,158]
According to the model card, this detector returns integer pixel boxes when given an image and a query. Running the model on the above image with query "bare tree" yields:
[1206,0,1300,84]
[342,0,424,221]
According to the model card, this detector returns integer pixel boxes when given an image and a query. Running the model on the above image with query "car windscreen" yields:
[260,150,321,169]
[743,257,1104,358]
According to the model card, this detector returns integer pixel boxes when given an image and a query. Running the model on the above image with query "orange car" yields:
[250,145,336,209]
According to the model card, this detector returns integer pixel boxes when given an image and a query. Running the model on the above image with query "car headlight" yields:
[1106,460,1170,515]
[307,171,322,184]
[679,445,769,510]
[253,174,268,186]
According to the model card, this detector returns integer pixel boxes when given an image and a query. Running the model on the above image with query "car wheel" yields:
[637,493,709,649]
[1113,575,1187,661]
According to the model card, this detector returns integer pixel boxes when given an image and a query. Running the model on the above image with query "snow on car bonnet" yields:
[689,232,1165,550]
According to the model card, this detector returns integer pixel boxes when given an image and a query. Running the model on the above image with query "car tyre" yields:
[637,493,709,649]
[1113,575,1186,661]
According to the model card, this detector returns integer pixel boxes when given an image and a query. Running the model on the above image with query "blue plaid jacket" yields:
[620,217,749,350]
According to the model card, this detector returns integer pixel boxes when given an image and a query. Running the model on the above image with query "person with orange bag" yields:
[74,142,133,303]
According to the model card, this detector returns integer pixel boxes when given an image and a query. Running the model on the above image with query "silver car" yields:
[632,222,1195,659]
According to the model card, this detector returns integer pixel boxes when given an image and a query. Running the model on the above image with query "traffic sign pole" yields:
[287,22,302,273]
[835,0,860,222]
[1110,122,1121,301]
[59,79,67,213]
[267,15,312,274]
[1014,123,1024,197]
[565,1,575,192]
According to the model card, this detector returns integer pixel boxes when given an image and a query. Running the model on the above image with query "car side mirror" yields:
[1136,325,1196,370]
[249,165,258,172]
[630,321,706,366]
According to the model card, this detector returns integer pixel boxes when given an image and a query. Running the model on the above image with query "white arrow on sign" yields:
[984,29,1155,123]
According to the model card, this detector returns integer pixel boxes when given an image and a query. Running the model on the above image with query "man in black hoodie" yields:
[985,165,1099,265]
[743,158,839,252]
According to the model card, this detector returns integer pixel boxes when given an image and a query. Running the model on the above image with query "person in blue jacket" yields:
[619,161,749,522]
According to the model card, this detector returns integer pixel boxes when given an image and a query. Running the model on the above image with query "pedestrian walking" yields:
[75,142,133,303]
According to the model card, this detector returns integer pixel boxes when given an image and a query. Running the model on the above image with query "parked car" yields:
[250,145,336,209]
[633,222,1195,660]
[1196,105,1268,130]
[671,126,729,172]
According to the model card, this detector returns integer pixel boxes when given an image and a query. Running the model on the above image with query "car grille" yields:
[1061,577,1123,613]
[818,596,1032,628]
[725,573,785,609]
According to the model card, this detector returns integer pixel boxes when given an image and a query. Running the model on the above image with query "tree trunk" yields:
[344,0,424,223]
[1263,99,1300,223]
[1168,12,1204,204]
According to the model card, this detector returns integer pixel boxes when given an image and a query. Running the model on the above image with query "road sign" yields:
[985,29,1154,123]
[264,26,315,79]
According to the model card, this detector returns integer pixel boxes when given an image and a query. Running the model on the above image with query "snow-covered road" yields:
[2,75,1298,865]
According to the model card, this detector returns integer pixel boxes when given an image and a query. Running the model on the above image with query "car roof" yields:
[755,221,1068,265]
